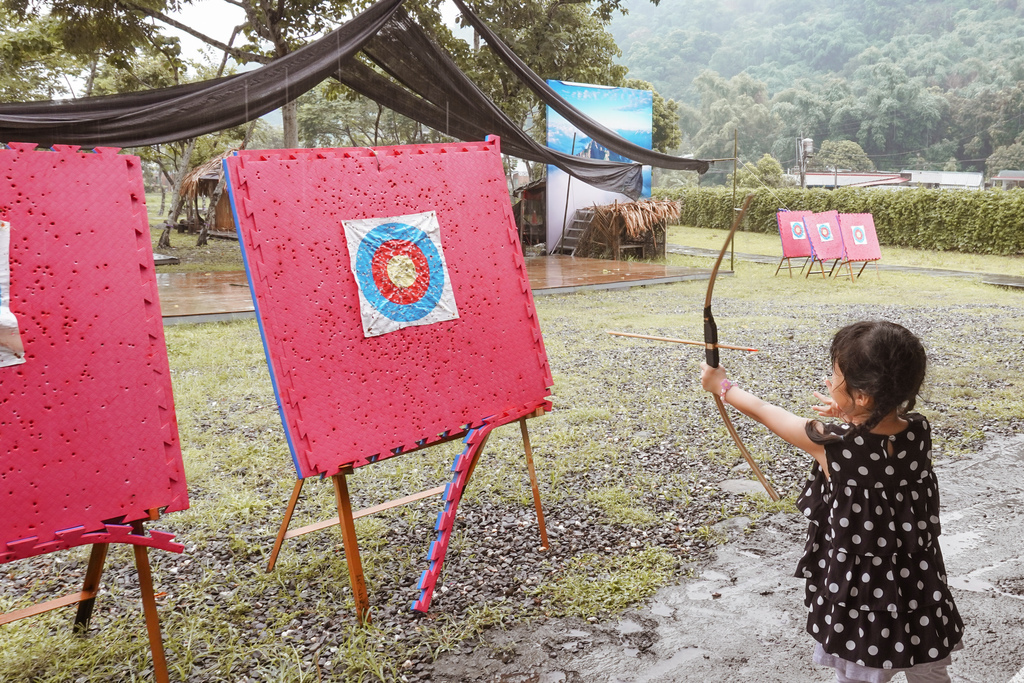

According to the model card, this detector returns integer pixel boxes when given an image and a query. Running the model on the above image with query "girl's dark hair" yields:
[806,320,927,443]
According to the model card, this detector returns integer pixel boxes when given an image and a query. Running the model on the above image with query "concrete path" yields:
[666,244,1024,286]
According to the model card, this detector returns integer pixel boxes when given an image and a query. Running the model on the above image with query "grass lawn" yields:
[3,218,1022,681]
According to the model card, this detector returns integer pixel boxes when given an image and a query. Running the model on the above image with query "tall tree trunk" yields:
[283,101,299,148]
[157,140,196,249]
[83,57,98,97]
[197,121,258,246]
[157,161,175,216]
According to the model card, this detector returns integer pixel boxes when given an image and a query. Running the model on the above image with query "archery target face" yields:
[790,220,806,240]
[343,211,459,337]
[851,225,867,245]
[816,222,834,242]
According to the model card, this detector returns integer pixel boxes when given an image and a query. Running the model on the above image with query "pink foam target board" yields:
[223,138,552,480]
[805,210,845,261]
[837,213,881,262]
[0,144,188,564]
[775,210,813,258]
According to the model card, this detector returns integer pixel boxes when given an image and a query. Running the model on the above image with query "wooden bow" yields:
[704,195,780,501]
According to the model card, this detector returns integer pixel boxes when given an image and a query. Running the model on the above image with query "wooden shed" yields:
[571,199,679,260]
[178,153,236,236]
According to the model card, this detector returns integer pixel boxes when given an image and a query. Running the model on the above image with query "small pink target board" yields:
[805,211,845,261]
[837,213,881,262]
[775,210,814,258]
[0,144,187,564]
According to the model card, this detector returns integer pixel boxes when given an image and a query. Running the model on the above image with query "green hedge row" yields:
[651,187,1024,255]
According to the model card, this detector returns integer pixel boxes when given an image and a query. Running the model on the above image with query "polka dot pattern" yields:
[795,414,964,668]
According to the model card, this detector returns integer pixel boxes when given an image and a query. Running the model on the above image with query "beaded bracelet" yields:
[719,379,736,400]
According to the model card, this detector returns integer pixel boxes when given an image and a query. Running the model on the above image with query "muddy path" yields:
[426,435,1024,683]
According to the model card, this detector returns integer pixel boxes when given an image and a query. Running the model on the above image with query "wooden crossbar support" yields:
[265,408,549,620]
[0,589,99,625]
[0,529,171,683]
[0,544,107,628]
[281,485,450,546]
[804,256,826,278]
[774,256,808,277]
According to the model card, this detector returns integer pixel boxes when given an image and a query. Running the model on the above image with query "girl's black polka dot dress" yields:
[795,413,964,669]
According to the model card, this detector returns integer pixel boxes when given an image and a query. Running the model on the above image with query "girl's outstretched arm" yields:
[700,362,826,467]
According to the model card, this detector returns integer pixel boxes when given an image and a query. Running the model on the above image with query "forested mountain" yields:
[610,0,1024,173]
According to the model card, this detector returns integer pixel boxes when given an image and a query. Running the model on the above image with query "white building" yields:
[803,172,909,189]
[900,170,984,190]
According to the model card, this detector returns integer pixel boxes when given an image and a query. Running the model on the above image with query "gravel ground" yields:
[2,273,1022,682]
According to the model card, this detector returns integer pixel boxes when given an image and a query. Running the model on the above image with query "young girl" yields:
[700,320,963,683]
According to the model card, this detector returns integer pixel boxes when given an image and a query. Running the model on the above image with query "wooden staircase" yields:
[553,208,595,255]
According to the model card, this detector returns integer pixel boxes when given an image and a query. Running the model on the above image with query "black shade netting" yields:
[0,0,708,195]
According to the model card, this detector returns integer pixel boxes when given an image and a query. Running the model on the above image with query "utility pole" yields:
[731,129,738,271]
[797,136,813,189]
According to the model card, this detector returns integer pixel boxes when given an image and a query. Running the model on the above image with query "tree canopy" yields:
[611,0,1024,174]
[728,153,790,189]
[810,139,875,172]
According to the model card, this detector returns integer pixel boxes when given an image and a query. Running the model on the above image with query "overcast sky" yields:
[166,0,469,66]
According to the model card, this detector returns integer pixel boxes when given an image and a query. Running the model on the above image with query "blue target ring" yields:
[355,223,445,322]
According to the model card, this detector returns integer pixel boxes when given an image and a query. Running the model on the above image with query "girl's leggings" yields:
[834,661,951,683]
[816,643,954,683]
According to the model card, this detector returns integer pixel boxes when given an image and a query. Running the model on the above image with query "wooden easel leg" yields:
[132,536,170,683]
[519,418,549,550]
[267,478,305,572]
[332,470,370,624]
[73,543,109,633]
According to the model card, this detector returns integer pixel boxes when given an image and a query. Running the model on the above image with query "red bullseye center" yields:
[371,240,430,304]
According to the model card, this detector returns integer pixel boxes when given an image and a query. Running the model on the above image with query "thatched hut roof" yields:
[179,151,231,199]
[592,199,680,240]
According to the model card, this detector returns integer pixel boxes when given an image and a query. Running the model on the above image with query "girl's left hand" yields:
[812,380,844,419]
[700,362,727,394]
